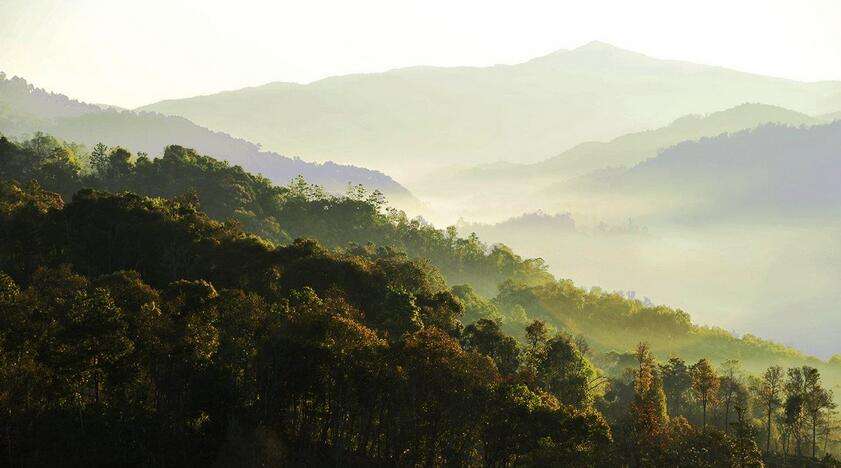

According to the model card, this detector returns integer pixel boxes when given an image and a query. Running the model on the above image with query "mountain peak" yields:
[573,40,622,52]
[530,41,641,64]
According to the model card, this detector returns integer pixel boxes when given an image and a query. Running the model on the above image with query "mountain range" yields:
[560,121,841,223]
[406,102,834,224]
[4,44,841,357]
[139,41,841,176]
[415,103,823,193]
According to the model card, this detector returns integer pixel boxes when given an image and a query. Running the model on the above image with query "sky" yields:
[1,0,841,108]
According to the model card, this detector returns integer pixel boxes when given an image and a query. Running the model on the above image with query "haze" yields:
[1,0,841,108]
[7,2,841,463]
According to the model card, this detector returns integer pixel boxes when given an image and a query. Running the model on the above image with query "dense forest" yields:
[1,132,840,465]
[0,133,551,297]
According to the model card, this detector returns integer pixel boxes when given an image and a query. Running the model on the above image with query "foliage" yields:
[0,135,554,296]
[4,133,841,464]
[0,180,608,465]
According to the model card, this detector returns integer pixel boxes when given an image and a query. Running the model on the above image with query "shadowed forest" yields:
[3,3,841,464]
[1,134,839,466]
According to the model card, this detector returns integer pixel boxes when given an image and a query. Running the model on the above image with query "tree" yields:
[784,367,808,458]
[484,383,611,466]
[534,333,597,407]
[691,358,719,429]
[461,318,520,376]
[664,420,732,467]
[751,365,784,455]
[718,359,743,433]
[731,403,763,468]
[525,319,549,351]
[89,142,109,174]
[802,366,835,459]
[629,343,669,465]
[661,357,692,418]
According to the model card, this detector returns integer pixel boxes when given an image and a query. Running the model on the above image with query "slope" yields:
[0,72,421,210]
[139,42,841,176]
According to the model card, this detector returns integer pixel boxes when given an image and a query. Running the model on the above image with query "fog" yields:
[454,207,841,358]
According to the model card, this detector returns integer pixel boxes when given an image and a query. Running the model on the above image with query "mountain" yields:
[139,42,841,176]
[535,102,821,175]
[4,130,840,385]
[422,103,820,185]
[570,121,841,222]
[0,72,421,210]
[446,122,841,358]
[457,211,578,242]
[7,168,841,466]
[408,103,826,224]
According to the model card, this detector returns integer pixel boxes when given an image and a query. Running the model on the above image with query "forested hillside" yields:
[0,73,420,210]
[451,121,841,359]
[0,133,552,297]
[1,180,612,465]
[2,134,841,465]
[3,132,838,370]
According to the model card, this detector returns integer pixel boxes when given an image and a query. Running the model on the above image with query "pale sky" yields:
[2,0,840,108]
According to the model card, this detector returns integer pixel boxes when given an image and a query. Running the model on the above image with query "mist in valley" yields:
[4,2,841,463]
[458,215,841,358]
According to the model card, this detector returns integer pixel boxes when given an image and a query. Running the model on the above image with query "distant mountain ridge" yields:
[550,121,841,223]
[0,72,421,209]
[536,103,822,174]
[408,102,828,223]
[424,103,821,186]
[139,42,841,175]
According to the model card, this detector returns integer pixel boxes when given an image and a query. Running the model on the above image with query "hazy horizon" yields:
[3,0,841,108]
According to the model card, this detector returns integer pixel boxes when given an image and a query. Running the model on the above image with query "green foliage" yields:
[452,283,502,323]
[490,277,841,398]
[0,179,608,466]
[5,132,841,464]
[462,318,520,376]
[0,135,554,296]
[629,343,670,464]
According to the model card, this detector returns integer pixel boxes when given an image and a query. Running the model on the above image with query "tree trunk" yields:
[825,421,830,456]
[765,405,772,454]
[724,396,731,434]
[782,432,788,464]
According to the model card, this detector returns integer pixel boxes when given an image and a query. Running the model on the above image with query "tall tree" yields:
[751,365,784,455]
[461,318,520,376]
[691,358,719,430]
[802,366,835,459]
[784,367,808,457]
[89,142,109,175]
[661,357,692,418]
[534,333,596,407]
[629,343,669,465]
[731,403,763,468]
[718,359,742,433]
[524,319,549,351]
